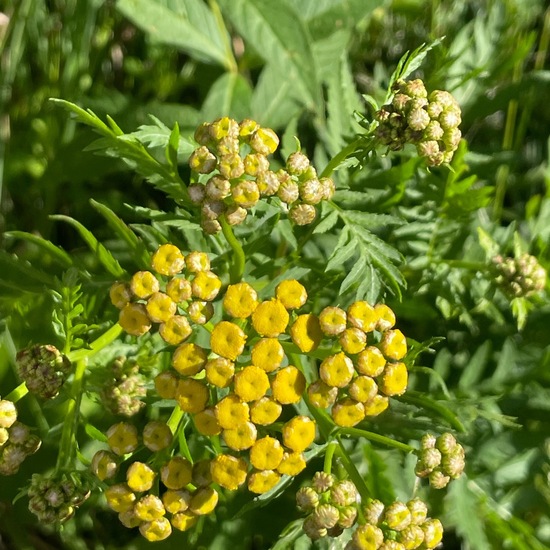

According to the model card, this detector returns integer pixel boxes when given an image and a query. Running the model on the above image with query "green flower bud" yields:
[423,120,444,141]
[397,524,425,549]
[420,447,442,470]
[0,427,8,446]
[100,357,146,417]
[194,123,211,146]
[201,200,225,220]
[188,183,206,204]
[7,421,30,444]
[209,117,239,141]
[330,480,358,507]
[312,471,336,493]
[426,101,444,119]
[205,175,231,200]
[428,90,455,110]
[277,179,300,204]
[443,128,462,150]
[428,469,450,489]
[256,170,280,196]
[286,151,310,175]
[313,503,340,529]
[402,79,428,99]
[225,205,248,226]
[380,541,406,550]
[407,500,429,529]
[435,433,457,454]
[422,518,444,549]
[392,93,411,111]
[188,146,217,174]
[439,108,461,131]
[352,523,384,548]
[0,400,17,429]
[200,218,221,235]
[441,448,465,479]
[363,498,385,525]
[216,136,240,156]
[296,486,320,512]
[218,153,244,180]
[300,179,324,205]
[320,177,335,200]
[289,203,316,226]
[243,153,269,177]
[384,501,412,531]
[337,505,358,529]
[303,515,327,540]
[407,108,430,131]
[91,449,119,481]
[239,118,260,140]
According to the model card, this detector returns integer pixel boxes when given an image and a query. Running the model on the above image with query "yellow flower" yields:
[143,420,173,452]
[166,277,192,303]
[159,315,192,346]
[251,299,289,337]
[248,470,280,494]
[379,361,408,396]
[185,251,210,273]
[282,415,316,452]
[176,379,209,413]
[250,127,279,155]
[353,524,384,549]
[271,366,306,404]
[188,300,214,324]
[319,353,354,388]
[107,422,139,456]
[363,394,389,416]
[151,244,185,276]
[160,456,193,490]
[331,398,365,427]
[146,292,177,323]
[130,271,160,299]
[348,375,378,403]
[109,281,132,309]
[118,303,152,336]
[243,153,269,176]
[104,483,136,512]
[250,396,282,425]
[194,407,221,436]
[232,180,260,208]
[375,303,396,331]
[249,436,284,470]
[171,510,199,532]
[277,451,306,476]
[339,327,367,355]
[239,118,260,139]
[234,365,270,402]
[223,282,259,318]
[162,489,191,514]
[379,329,407,360]
[347,301,378,333]
[189,487,219,515]
[215,394,250,429]
[307,380,338,409]
[139,517,172,542]
[318,306,347,336]
[222,421,257,451]
[126,461,155,492]
[210,321,246,361]
[422,518,444,549]
[172,343,207,376]
[356,346,386,377]
[275,280,307,309]
[91,450,118,481]
[191,271,222,301]
[290,314,323,353]
[210,454,248,490]
[154,371,179,399]
[134,494,166,522]
[251,338,285,372]
[205,357,235,388]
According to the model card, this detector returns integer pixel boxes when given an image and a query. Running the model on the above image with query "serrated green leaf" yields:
[49,215,125,278]
[130,116,196,157]
[339,254,367,295]
[326,232,356,272]
[0,250,55,292]
[201,72,253,121]
[4,231,73,269]
[165,122,180,172]
[458,340,492,391]
[363,445,397,504]
[313,209,339,234]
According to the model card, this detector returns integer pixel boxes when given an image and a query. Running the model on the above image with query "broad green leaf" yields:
[219,0,322,111]
[49,215,126,278]
[201,72,253,121]
[4,231,73,268]
[116,0,233,69]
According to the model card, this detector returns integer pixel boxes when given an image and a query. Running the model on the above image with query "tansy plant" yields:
[1,37,548,550]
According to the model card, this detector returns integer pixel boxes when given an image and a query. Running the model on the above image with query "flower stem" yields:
[220,215,245,284]
[324,441,338,474]
[338,427,416,454]
[320,139,361,179]
[4,382,28,403]
[335,435,370,502]
[67,324,123,363]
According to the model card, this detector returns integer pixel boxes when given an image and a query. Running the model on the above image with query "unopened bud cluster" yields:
[297,472,359,540]
[28,472,90,524]
[347,497,443,549]
[0,399,41,475]
[306,302,409,427]
[492,253,547,298]
[415,433,465,489]
[376,79,461,166]
[188,117,335,232]
[16,344,72,399]
[92,419,219,541]
[100,357,147,417]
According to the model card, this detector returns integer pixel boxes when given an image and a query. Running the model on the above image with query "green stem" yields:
[338,427,416,454]
[409,366,451,399]
[55,358,87,473]
[208,0,238,73]
[433,260,489,271]
[320,139,362,179]
[4,381,28,403]
[335,435,370,502]
[167,406,183,435]
[220,215,245,284]
[324,441,338,474]
[67,324,123,363]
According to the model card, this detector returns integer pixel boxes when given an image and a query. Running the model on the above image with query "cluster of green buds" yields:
[415,433,465,489]
[28,472,90,524]
[100,357,147,417]
[188,117,335,232]
[375,79,462,166]
[348,498,443,549]
[15,344,72,399]
[492,253,547,298]
[91,419,219,541]
[297,472,359,540]
[0,398,41,475]
[305,303,409,427]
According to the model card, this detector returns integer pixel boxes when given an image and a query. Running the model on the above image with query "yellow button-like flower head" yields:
[210,454,248,490]
[271,366,306,404]
[250,396,282,426]
[171,510,199,531]
[215,394,250,429]
[282,415,316,452]
[194,407,221,436]
[139,517,172,542]
[172,343,207,376]
[276,280,308,309]
[134,494,165,522]
[189,486,219,515]
[290,313,323,353]
[252,299,289,337]
[251,338,284,372]
[356,346,386,377]
[118,303,152,336]
[277,451,306,476]
[176,378,209,413]
[91,450,118,481]
[347,301,378,333]
[107,422,139,456]
[130,271,160,299]
[185,251,210,273]
[249,436,284,470]
[363,394,389,416]
[146,292,177,323]
[160,456,193,490]
[151,244,185,276]
[379,361,408,396]
[319,353,354,388]
[307,380,338,409]
[154,371,179,399]
[222,421,257,451]
[319,306,347,336]
[248,470,280,494]
[234,365,270,402]
[188,300,214,324]
[339,327,367,355]
[348,375,378,403]
[143,420,173,452]
[105,483,136,512]
[191,271,222,301]
[162,489,191,514]
[210,321,246,361]
[166,277,192,303]
[205,357,235,388]
[379,329,407,361]
[374,304,396,331]
[110,282,132,309]
[331,398,366,427]
[159,315,192,346]
[126,461,155,492]
[223,282,259,318]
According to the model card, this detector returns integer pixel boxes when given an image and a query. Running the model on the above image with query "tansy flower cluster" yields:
[375,79,462,166]
[297,472,359,541]
[187,117,335,232]
[303,302,409,427]
[415,433,465,489]
[111,244,220,340]
[347,498,444,550]
[91,419,219,541]
[492,253,547,298]
[0,398,41,476]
